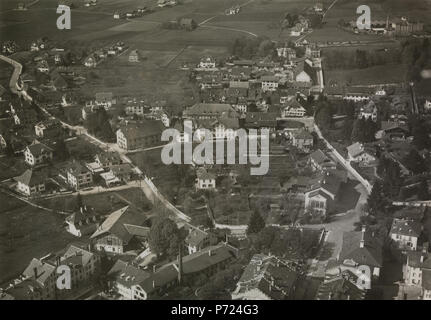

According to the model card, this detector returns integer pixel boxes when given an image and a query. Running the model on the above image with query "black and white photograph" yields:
[0,0,431,306]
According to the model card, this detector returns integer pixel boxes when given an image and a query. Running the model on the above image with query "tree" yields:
[418,179,430,201]
[54,139,70,161]
[76,193,83,208]
[367,180,385,216]
[350,118,365,142]
[403,149,427,174]
[148,217,184,259]
[247,210,265,235]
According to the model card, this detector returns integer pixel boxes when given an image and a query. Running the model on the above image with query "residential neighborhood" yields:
[0,0,431,306]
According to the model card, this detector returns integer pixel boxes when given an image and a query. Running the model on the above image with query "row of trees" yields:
[324,48,402,70]
[230,37,276,59]
[84,108,116,142]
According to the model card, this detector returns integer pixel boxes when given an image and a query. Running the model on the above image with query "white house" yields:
[261,76,279,92]
[195,168,216,189]
[346,142,376,164]
[390,218,422,251]
[198,57,216,70]
[404,245,431,294]
[24,142,53,166]
[282,99,306,118]
[15,169,46,196]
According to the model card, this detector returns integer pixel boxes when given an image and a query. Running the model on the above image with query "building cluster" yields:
[84,42,128,68]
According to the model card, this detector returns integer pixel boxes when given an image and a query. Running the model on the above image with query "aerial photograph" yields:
[0,0,431,304]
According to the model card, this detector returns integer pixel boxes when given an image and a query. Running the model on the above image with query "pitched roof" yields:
[406,251,431,269]
[347,142,364,158]
[108,260,151,288]
[310,149,330,165]
[90,206,146,242]
[183,103,238,118]
[339,230,383,267]
[234,254,299,300]
[22,258,56,286]
[61,245,95,267]
[26,142,53,156]
[138,244,235,295]
[317,275,365,300]
[118,120,164,140]
[196,167,215,180]
[96,151,122,165]
[390,218,422,238]
[14,169,47,186]
[185,228,208,247]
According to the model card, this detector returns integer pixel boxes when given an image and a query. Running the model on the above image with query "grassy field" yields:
[0,193,76,284]
[36,187,152,214]
[324,63,408,86]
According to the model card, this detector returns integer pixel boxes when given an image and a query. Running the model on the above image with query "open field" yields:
[0,193,76,284]
[324,63,408,86]
[36,187,152,214]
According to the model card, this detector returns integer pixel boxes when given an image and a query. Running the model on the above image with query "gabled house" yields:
[195,168,216,190]
[404,245,431,293]
[304,173,343,219]
[375,121,409,141]
[127,243,236,300]
[116,120,164,150]
[56,245,101,290]
[390,218,422,251]
[20,258,57,300]
[346,142,376,165]
[95,151,122,171]
[66,161,93,190]
[336,227,383,289]
[95,92,116,110]
[282,99,307,118]
[232,254,300,300]
[107,260,151,300]
[261,76,279,92]
[316,270,366,300]
[91,206,147,254]
[15,169,47,196]
[291,130,313,153]
[65,207,101,237]
[34,118,63,139]
[309,149,336,172]
[185,227,213,254]
[24,142,53,166]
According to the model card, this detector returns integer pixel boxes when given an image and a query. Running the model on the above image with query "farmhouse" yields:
[91,206,147,254]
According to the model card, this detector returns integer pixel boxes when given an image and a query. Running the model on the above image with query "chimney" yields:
[153,265,157,273]
[423,242,429,254]
[420,255,424,263]
[152,280,156,289]
[33,267,38,279]
[360,226,366,248]
[80,207,83,213]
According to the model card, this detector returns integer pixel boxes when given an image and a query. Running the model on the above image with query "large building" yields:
[116,120,164,150]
